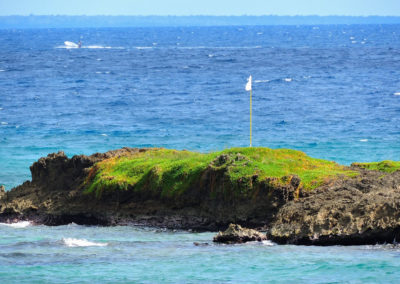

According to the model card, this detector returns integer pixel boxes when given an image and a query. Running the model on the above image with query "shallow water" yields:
[1,25,400,189]
[0,223,399,283]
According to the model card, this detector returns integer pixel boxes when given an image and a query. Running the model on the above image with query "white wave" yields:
[351,41,357,44]
[0,108,3,110]
[100,133,108,136]
[0,69,5,72]
[350,36,355,40]
[394,92,400,96]
[284,78,292,82]
[0,221,31,228]
[360,139,368,142]
[1,122,8,125]
[262,240,275,246]
[62,238,107,247]
[136,46,153,50]
[254,80,270,83]
[257,32,263,35]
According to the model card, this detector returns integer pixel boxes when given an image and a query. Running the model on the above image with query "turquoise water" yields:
[1,223,400,283]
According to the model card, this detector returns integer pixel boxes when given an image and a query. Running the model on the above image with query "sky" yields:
[0,0,400,16]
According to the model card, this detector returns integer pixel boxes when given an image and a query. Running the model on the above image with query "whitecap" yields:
[284,78,292,82]
[100,133,108,136]
[136,46,152,50]
[1,122,8,125]
[254,80,270,83]
[360,139,368,142]
[0,107,3,110]
[0,69,5,72]
[350,36,355,40]
[96,58,102,61]
[262,240,275,246]
[257,32,263,35]
[352,41,357,44]
[394,92,400,96]
[95,71,102,74]
[62,238,108,247]
[0,221,31,228]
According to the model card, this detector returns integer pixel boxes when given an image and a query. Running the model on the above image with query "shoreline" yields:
[1,147,400,245]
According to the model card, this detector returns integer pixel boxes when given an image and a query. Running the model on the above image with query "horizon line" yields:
[2,14,400,17]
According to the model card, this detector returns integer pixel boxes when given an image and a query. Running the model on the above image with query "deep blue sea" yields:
[1,25,400,282]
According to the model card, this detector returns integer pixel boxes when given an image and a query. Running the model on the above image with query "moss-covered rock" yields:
[352,160,400,173]
[85,147,358,199]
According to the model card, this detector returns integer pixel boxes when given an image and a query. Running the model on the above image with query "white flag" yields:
[245,75,252,91]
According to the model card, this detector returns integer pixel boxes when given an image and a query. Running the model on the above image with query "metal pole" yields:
[250,88,252,147]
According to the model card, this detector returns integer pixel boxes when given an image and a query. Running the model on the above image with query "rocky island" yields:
[1,147,400,245]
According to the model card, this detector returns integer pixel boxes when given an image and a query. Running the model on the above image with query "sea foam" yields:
[0,221,31,228]
[62,238,108,247]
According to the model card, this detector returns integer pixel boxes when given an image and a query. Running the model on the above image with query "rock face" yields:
[213,224,267,244]
[269,169,400,245]
[0,185,5,199]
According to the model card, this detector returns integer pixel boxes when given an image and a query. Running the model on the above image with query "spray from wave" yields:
[62,238,108,247]
[0,221,31,228]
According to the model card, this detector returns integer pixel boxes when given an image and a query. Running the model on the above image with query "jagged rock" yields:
[0,185,5,199]
[268,169,400,245]
[213,224,267,244]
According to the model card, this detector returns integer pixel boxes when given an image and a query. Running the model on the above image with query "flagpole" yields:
[245,75,253,148]
[250,88,252,147]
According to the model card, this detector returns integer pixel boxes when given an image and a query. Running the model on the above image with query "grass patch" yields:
[85,147,358,198]
[352,160,400,173]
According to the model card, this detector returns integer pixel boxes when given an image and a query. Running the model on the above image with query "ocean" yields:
[1,25,400,282]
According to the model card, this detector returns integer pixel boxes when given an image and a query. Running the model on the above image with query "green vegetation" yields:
[352,160,400,173]
[85,147,358,198]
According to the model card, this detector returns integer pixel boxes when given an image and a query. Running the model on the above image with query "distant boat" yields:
[64,41,82,48]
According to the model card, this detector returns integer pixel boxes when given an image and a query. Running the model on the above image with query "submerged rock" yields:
[213,224,267,244]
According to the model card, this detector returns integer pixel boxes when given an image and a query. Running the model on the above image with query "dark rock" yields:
[193,242,209,246]
[0,185,5,199]
[268,170,400,245]
[213,224,267,244]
